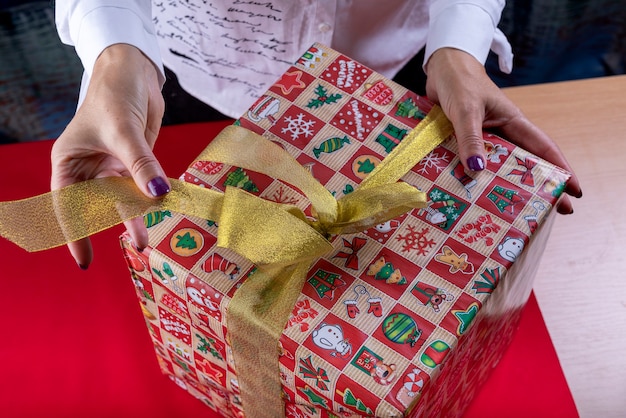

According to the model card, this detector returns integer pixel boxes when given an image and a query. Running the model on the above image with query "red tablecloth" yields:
[0,121,578,417]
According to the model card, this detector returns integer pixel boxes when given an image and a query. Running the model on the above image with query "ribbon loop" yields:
[199,125,339,225]
[329,182,427,235]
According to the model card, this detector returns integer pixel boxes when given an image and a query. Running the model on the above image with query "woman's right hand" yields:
[51,43,169,269]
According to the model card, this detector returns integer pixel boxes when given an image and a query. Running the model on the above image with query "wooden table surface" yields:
[504,75,626,418]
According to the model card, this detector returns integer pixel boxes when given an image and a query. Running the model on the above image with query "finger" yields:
[114,133,171,199]
[145,89,165,148]
[124,216,149,251]
[67,237,93,270]
[51,146,95,269]
[497,117,583,199]
[91,171,149,252]
[555,195,574,215]
[446,104,487,172]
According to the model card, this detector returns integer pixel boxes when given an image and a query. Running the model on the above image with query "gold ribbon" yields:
[0,105,453,417]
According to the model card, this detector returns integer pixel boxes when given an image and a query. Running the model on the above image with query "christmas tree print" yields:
[356,158,377,175]
[175,231,198,250]
[306,84,342,109]
[338,388,374,414]
[396,97,427,120]
[224,167,259,193]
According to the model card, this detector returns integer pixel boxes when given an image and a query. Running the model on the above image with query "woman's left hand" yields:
[425,47,582,214]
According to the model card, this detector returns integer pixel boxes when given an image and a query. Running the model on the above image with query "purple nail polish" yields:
[78,263,88,271]
[148,177,170,197]
[467,155,485,171]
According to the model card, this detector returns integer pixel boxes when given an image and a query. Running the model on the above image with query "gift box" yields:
[120,43,570,418]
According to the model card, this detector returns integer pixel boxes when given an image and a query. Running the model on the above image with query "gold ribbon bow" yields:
[0,105,453,418]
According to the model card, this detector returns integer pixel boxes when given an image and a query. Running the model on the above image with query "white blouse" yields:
[56,0,512,118]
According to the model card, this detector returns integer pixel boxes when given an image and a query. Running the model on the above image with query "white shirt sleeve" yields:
[424,0,513,74]
[55,0,165,105]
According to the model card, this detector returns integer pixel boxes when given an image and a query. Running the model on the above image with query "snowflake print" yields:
[281,113,316,140]
[430,189,443,201]
[417,151,450,175]
[396,225,436,256]
[269,185,300,205]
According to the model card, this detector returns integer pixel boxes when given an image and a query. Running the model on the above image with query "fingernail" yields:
[147,177,170,197]
[78,263,88,271]
[467,155,485,171]
[137,246,145,253]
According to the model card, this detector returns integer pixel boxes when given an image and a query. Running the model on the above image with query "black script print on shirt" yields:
[153,0,296,102]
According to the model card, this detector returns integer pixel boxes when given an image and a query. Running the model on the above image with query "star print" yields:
[276,70,306,95]
[195,357,224,382]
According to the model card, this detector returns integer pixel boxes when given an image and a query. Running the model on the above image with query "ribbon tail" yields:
[0,178,225,252]
[359,105,453,189]
[228,262,311,418]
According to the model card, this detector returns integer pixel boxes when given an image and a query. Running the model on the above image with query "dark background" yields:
[1,0,625,143]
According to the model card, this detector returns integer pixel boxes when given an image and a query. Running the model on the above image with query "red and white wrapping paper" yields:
[121,43,569,417]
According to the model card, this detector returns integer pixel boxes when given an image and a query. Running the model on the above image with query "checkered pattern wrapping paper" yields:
[120,43,570,417]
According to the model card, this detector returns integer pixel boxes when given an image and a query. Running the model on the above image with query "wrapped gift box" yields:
[120,43,570,417]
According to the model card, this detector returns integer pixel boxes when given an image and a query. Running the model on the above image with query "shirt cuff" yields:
[424,2,513,74]
[66,3,165,102]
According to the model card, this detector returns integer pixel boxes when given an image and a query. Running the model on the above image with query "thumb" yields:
[117,135,171,198]
[448,108,487,173]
